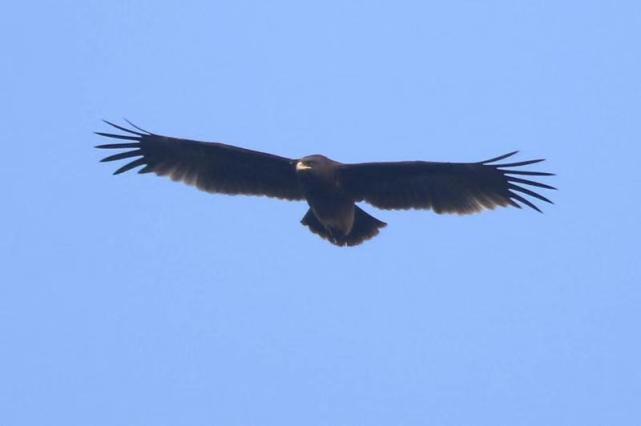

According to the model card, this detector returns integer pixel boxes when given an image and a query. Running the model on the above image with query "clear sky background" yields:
[2,1,640,425]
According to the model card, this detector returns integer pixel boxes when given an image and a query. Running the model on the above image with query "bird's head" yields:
[295,155,334,173]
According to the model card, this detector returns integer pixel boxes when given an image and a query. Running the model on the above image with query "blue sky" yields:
[2,1,640,425]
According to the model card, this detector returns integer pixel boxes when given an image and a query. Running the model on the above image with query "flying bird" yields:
[96,121,555,246]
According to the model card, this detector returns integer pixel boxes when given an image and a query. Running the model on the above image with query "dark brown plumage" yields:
[96,120,555,246]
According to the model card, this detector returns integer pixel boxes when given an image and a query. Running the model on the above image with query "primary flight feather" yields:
[96,120,555,246]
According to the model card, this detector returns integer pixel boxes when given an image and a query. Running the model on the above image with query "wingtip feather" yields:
[123,118,152,135]
[508,184,554,204]
[495,158,546,168]
[481,151,519,164]
[509,191,543,213]
[113,158,147,175]
[95,143,140,149]
[101,119,147,136]
[95,132,140,141]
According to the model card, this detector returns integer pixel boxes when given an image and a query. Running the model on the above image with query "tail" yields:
[301,206,387,247]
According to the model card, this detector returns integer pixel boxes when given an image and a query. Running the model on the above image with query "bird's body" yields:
[296,155,356,239]
[96,121,555,246]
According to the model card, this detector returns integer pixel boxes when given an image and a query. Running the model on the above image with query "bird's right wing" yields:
[96,121,304,201]
[338,152,555,214]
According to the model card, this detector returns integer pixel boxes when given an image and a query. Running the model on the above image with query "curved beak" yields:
[296,161,312,171]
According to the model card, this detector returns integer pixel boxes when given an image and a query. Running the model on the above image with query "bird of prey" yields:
[96,121,555,246]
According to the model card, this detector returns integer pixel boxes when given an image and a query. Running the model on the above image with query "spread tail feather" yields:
[301,206,387,247]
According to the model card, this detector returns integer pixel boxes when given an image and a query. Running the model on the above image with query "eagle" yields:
[96,120,555,246]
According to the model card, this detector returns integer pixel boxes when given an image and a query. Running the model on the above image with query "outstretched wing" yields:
[339,152,555,214]
[96,121,304,201]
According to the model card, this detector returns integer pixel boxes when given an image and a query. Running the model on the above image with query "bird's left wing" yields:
[338,152,555,214]
[96,121,304,201]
